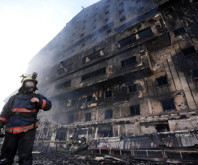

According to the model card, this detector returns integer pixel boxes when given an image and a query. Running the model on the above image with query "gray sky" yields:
[0,0,100,110]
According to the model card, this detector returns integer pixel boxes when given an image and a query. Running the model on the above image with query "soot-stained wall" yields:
[25,0,198,150]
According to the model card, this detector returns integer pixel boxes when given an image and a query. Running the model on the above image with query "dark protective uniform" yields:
[0,93,51,165]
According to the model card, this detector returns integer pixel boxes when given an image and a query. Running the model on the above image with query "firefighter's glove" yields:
[31,97,40,107]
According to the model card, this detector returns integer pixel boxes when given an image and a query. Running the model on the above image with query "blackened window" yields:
[77,129,87,135]
[60,62,72,72]
[69,115,74,123]
[155,124,170,132]
[65,64,72,71]
[105,110,113,119]
[174,27,186,36]
[118,35,136,47]
[156,76,168,86]
[105,90,112,98]
[55,127,66,140]
[57,68,65,75]
[121,56,136,67]
[161,98,175,111]
[87,95,95,102]
[56,80,71,89]
[56,83,65,89]
[120,16,126,22]
[98,125,113,137]
[80,33,84,37]
[65,80,71,88]
[82,50,104,63]
[85,113,91,121]
[129,84,138,93]
[182,46,196,56]
[138,28,153,39]
[82,68,106,81]
[130,105,140,116]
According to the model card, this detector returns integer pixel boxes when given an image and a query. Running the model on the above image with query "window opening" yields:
[161,98,175,111]
[130,105,140,116]
[105,110,113,119]
[129,84,138,93]
[85,113,91,121]
[105,90,112,98]
[182,46,196,56]
[121,56,136,67]
[82,68,106,81]
[156,76,168,86]
[174,27,186,36]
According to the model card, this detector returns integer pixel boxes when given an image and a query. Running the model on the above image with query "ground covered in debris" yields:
[30,152,168,165]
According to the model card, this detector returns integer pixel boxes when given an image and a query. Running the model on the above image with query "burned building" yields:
[27,0,198,162]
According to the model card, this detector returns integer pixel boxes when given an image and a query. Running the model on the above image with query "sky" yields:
[0,0,100,110]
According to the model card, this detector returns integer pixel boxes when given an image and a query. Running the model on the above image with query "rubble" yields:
[30,152,169,165]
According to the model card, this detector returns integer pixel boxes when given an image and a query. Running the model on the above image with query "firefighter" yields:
[0,72,52,165]
[67,135,75,152]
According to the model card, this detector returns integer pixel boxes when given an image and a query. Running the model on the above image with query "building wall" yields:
[26,0,198,149]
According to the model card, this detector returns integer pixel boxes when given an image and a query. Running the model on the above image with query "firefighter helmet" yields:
[20,72,38,85]
[19,72,38,93]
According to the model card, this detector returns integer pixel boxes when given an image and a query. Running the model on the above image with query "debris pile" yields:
[31,152,159,165]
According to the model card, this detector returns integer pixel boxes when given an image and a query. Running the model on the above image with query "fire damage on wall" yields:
[23,0,198,164]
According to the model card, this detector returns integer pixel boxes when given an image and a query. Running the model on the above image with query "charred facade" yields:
[27,0,198,161]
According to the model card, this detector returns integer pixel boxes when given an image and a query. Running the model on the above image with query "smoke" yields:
[26,0,159,125]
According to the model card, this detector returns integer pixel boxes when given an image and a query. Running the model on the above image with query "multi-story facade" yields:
[27,0,198,159]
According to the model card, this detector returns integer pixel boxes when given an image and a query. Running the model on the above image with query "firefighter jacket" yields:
[0,93,51,134]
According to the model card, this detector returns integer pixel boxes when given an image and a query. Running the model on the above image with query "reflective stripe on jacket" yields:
[6,121,39,134]
[11,108,37,113]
